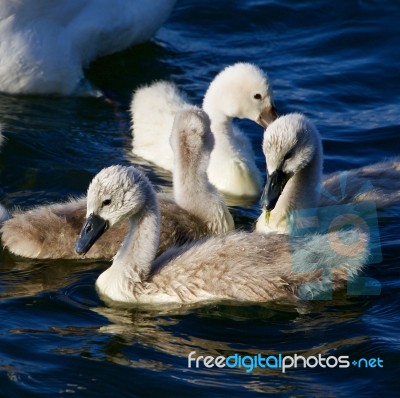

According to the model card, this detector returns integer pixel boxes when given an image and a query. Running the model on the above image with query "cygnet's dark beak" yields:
[75,213,108,255]
[261,169,290,211]
[257,105,279,128]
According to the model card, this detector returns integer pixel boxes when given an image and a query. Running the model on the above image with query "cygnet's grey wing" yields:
[158,199,209,256]
[150,231,367,303]
[150,232,304,303]
[321,158,400,208]
[2,197,126,260]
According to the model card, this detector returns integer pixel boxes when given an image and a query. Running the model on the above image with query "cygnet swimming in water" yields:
[131,63,278,198]
[256,113,400,234]
[1,108,233,259]
[76,165,368,305]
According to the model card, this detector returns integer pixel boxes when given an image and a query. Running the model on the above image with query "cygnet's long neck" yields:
[173,146,234,233]
[203,92,233,137]
[202,88,261,198]
[268,148,323,233]
[96,190,160,302]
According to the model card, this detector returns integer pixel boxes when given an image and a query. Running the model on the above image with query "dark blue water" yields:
[0,1,399,396]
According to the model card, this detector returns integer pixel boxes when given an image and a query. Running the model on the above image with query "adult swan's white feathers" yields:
[2,108,233,259]
[0,0,176,94]
[256,113,400,233]
[75,165,367,305]
[131,63,278,198]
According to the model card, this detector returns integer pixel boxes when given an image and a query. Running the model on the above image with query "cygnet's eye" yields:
[283,151,293,162]
[102,199,112,207]
[253,93,262,100]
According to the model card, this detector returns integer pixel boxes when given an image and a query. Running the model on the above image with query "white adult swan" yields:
[0,0,176,94]
[75,165,367,305]
[256,113,400,233]
[131,63,278,198]
[2,108,233,259]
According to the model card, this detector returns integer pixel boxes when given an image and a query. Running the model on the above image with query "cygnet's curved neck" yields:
[173,154,211,205]
[202,93,233,136]
[96,191,160,301]
[269,146,323,232]
[203,91,251,180]
[173,149,233,233]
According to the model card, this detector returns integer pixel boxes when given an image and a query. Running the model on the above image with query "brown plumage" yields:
[321,159,400,207]
[1,197,210,259]
[76,165,367,305]
[1,108,233,259]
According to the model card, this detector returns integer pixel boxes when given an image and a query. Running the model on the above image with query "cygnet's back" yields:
[131,63,277,198]
[75,165,368,305]
[1,110,233,259]
[132,81,191,170]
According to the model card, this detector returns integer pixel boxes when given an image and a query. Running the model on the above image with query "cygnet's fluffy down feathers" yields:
[1,197,211,259]
[76,165,367,305]
[131,63,277,198]
[131,81,191,171]
[321,158,400,208]
[2,108,233,260]
[257,113,400,234]
[1,198,122,259]
[150,230,367,303]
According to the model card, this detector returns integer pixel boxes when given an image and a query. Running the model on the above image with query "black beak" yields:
[75,213,108,255]
[261,169,290,211]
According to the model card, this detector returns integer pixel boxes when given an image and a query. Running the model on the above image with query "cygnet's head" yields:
[261,113,322,211]
[170,107,214,170]
[75,165,152,255]
[202,63,278,127]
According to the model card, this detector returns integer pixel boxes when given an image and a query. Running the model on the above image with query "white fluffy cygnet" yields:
[1,108,233,259]
[75,165,368,305]
[131,63,278,198]
[256,113,400,234]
